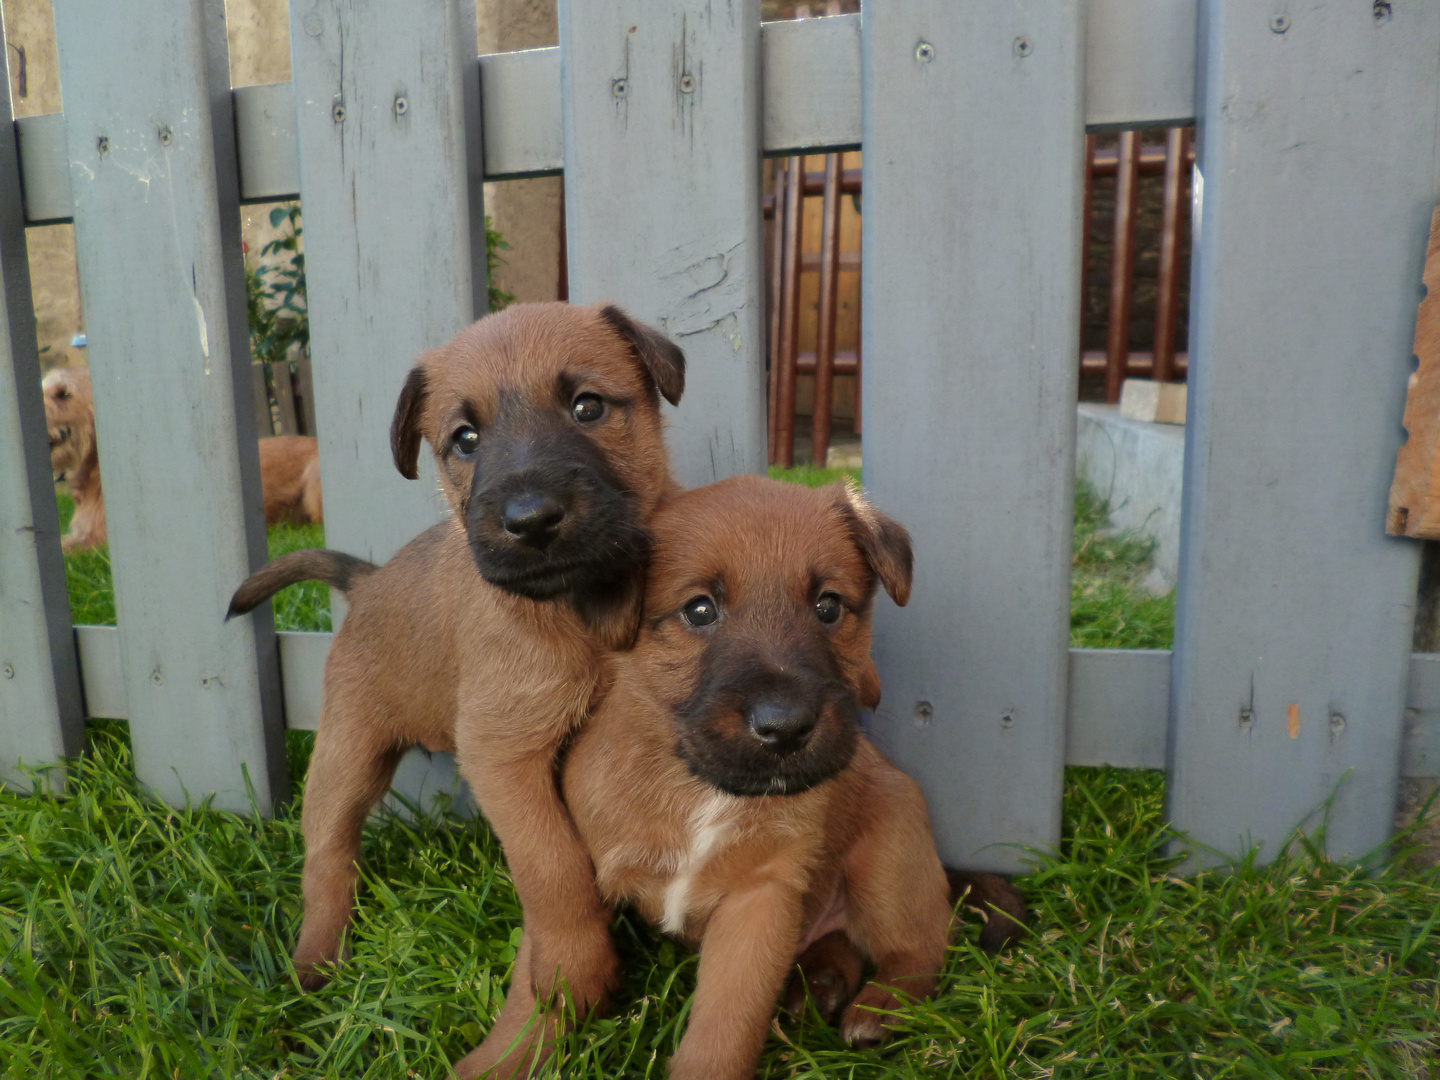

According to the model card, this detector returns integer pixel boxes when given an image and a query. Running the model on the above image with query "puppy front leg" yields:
[458,745,617,1016]
[669,883,804,1080]
[453,930,555,1080]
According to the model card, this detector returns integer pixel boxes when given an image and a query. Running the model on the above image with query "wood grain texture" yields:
[1388,206,1440,537]
[0,37,83,790]
[559,0,765,487]
[52,0,286,811]
[1168,0,1437,866]
[290,0,483,568]
[860,1,1084,872]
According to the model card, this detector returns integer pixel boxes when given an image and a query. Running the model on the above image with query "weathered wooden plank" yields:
[291,0,485,805]
[69,629,1440,778]
[560,0,766,487]
[862,3,1084,873]
[762,13,861,155]
[234,82,299,202]
[53,0,287,811]
[17,4,1204,222]
[0,43,84,791]
[15,113,71,224]
[290,0,482,566]
[1086,0,1197,130]
[1168,0,1439,864]
[1388,206,1440,538]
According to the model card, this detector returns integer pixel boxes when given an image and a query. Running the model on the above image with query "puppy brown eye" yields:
[681,595,718,628]
[815,593,843,624]
[55,388,70,400]
[452,426,479,457]
[572,393,605,424]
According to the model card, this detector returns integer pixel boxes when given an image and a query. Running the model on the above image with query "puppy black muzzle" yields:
[674,641,860,798]
[464,406,649,602]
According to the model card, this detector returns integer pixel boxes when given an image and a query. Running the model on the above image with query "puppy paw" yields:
[838,984,901,1048]
[783,967,853,1025]
[530,930,619,1016]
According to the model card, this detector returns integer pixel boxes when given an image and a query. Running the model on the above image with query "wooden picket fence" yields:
[3,1,1439,875]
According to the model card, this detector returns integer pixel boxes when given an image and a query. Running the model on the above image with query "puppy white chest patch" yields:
[660,791,739,935]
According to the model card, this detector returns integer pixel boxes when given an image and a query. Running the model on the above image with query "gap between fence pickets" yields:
[12,5,1198,223]
[69,626,1440,779]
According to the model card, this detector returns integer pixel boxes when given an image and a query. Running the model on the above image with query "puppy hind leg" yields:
[835,764,952,1046]
[291,709,404,989]
[782,929,865,1026]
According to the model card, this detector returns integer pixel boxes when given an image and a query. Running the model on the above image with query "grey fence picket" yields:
[1167,0,1440,864]
[861,2,1085,872]
[289,0,485,809]
[51,0,286,812]
[0,42,83,791]
[559,0,766,488]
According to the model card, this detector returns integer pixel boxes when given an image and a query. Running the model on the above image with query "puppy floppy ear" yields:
[598,304,686,406]
[835,481,913,607]
[390,365,428,480]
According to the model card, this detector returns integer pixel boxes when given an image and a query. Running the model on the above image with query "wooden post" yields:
[53,0,287,811]
[0,33,83,790]
[560,0,765,488]
[1169,0,1437,865]
[862,1,1083,870]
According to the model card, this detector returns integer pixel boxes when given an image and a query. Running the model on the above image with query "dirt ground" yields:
[1395,778,1440,870]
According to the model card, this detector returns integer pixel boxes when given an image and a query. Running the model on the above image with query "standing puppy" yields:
[467,477,1025,1080]
[227,303,684,1043]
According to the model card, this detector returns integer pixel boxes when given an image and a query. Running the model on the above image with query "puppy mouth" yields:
[672,702,860,798]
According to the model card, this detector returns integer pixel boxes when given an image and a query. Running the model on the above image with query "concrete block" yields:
[1076,403,1184,587]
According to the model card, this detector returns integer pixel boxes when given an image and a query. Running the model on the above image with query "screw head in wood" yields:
[2,663,14,679]
[914,700,933,726]
[158,126,172,146]
[914,41,935,63]
[1270,14,1290,33]
[1329,713,1346,736]
[332,101,346,123]
[96,135,109,155]
[1013,36,1034,58]
[612,78,628,99]
[679,74,695,93]
[394,95,408,116]
[151,668,163,686]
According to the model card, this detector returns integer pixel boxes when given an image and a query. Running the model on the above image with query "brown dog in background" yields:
[42,364,323,552]
[466,476,1025,1080]
[226,303,685,1064]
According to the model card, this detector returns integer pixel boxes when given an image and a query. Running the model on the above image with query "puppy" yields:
[226,302,685,1059]
[42,364,325,551]
[469,476,1025,1080]
[41,365,104,552]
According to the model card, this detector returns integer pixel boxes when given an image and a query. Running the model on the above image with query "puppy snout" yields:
[747,699,819,756]
[502,493,566,548]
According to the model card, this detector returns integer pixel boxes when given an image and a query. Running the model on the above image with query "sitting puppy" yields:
[227,303,685,1062]
[466,476,1025,1080]
[42,364,324,552]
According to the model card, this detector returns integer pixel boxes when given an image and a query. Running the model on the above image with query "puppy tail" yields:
[945,868,1028,953]
[226,549,377,619]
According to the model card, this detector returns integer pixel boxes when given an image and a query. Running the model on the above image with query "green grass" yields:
[2,728,1436,1078]
[12,479,1434,1077]
[54,491,332,632]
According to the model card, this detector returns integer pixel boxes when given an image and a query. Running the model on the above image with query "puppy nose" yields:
[502,494,566,547]
[747,700,818,756]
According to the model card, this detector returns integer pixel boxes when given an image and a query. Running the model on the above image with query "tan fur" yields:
[41,364,324,552]
[462,478,968,1080]
[229,304,681,1067]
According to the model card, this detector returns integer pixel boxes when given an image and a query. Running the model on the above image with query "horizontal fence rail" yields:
[64,626,1440,780]
[12,7,1199,224]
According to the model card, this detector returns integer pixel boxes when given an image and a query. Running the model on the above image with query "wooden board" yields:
[52,0,287,812]
[1388,205,1440,537]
